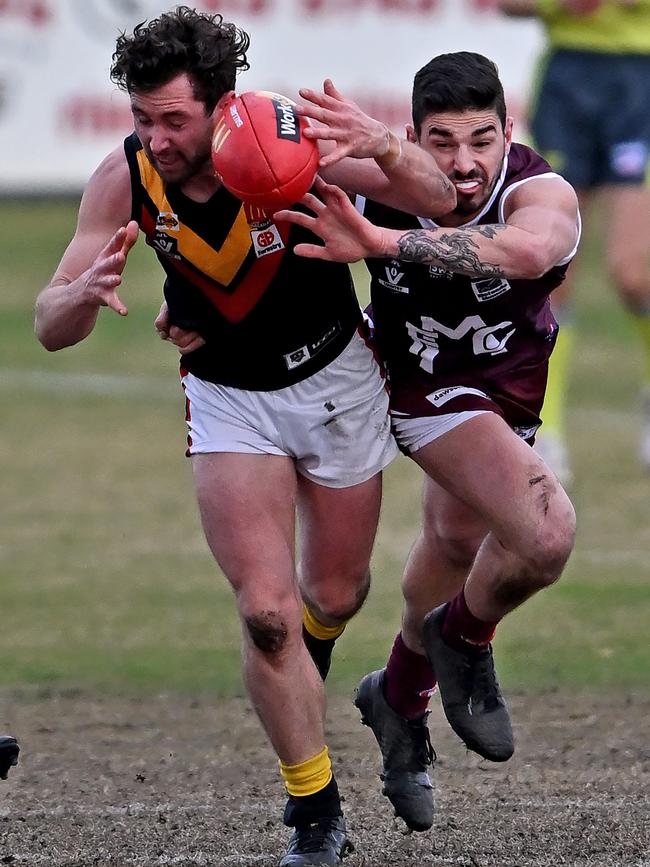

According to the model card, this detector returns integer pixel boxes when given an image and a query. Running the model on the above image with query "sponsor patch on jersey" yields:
[428,264,454,280]
[156,211,180,232]
[610,141,649,179]
[283,322,341,369]
[150,231,180,259]
[471,277,511,302]
[251,222,285,258]
[425,385,489,408]
[378,261,410,293]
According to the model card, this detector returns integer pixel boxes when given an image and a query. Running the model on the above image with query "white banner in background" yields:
[0,0,543,193]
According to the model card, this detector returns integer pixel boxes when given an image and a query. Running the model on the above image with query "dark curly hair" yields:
[412,52,506,136]
[110,6,250,114]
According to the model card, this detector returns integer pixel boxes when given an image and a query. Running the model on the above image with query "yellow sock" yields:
[302,605,347,641]
[541,324,574,437]
[630,311,650,387]
[279,746,333,797]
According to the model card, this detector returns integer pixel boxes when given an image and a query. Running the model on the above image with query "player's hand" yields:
[154,301,206,354]
[296,79,397,168]
[274,176,388,262]
[83,221,139,316]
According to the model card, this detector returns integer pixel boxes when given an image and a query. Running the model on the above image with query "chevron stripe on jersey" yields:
[123,132,362,390]
[129,136,290,323]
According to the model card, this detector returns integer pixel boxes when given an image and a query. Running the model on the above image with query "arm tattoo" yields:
[397,224,508,276]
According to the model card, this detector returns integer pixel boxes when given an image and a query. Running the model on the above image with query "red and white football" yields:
[211,90,319,211]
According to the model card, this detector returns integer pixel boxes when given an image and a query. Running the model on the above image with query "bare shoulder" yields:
[506,174,578,214]
[79,146,132,229]
[52,146,134,285]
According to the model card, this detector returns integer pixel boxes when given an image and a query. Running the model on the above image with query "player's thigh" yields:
[297,471,382,584]
[192,451,299,606]
[411,413,571,552]
[420,474,488,562]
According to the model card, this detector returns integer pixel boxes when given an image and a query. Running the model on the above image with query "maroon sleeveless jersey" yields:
[359,143,575,438]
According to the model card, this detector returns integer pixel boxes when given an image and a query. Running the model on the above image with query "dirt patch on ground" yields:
[0,690,648,866]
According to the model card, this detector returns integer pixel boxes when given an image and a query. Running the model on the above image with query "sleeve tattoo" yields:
[396,224,508,276]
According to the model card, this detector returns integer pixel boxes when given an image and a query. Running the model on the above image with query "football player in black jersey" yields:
[33,8,455,866]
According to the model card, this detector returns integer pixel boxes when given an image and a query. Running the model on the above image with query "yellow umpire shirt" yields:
[537,0,650,53]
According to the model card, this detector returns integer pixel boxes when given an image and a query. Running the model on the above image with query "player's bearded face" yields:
[130,75,217,184]
[413,109,513,224]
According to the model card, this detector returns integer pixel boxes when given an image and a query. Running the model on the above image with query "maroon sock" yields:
[383,633,437,720]
[441,588,498,653]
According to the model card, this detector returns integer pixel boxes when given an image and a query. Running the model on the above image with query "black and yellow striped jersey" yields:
[125,133,361,390]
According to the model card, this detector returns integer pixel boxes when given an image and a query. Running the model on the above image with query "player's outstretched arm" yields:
[277,175,579,280]
[35,148,137,351]
[297,79,455,218]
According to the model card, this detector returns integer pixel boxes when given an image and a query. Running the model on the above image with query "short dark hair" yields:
[412,52,506,136]
[110,6,250,114]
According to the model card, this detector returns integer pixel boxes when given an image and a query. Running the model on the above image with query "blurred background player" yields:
[33,8,455,865]
[498,0,650,482]
[0,737,19,780]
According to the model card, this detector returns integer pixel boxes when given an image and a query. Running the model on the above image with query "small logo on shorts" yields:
[425,385,488,408]
[513,423,540,442]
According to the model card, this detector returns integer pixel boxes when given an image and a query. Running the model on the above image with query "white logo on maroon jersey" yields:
[379,261,410,293]
[406,315,516,373]
[428,265,454,280]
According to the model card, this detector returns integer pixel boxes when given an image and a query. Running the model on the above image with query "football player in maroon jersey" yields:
[276,51,579,833]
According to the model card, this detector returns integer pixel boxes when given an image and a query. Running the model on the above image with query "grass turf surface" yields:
[0,198,648,695]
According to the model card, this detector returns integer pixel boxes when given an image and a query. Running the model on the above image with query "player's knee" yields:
[306,568,370,623]
[433,528,482,570]
[244,609,292,654]
[525,494,576,588]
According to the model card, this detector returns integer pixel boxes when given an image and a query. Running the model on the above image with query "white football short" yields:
[390,410,489,454]
[181,330,398,488]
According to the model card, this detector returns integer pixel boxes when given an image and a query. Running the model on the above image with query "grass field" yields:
[1,197,648,698]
